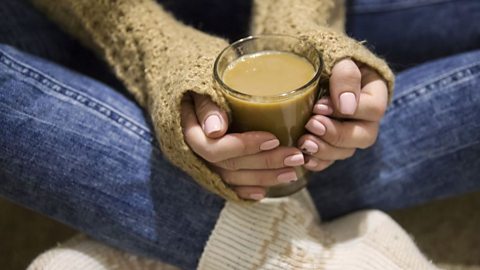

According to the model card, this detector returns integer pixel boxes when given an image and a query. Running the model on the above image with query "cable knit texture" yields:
[30,0,394,200]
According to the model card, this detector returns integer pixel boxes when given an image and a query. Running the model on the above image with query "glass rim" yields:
[213,34,323,102]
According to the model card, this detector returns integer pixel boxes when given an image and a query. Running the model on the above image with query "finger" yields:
[303,156,335,172]
[215,147,304,170]
[354,80,388,121]
[217,167,298,187]
[356,67,389,121]
[305,115,379,149]
[329,68,388,122]
[193,93,229,138]
[330,59,362,115]
[186,130,280,163]
[182,95,280,162]
[298,134,356,160]
[312,97,334,115]
[233,186,266,201]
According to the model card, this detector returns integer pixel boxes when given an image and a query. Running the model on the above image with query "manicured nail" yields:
[300,140,318,154]
[339,92,357,115]
[317,97,330,104]
[313,104,333,115]
[305,159,319,168]
[204,115,222,135]
[260,139,280,151]
[277,171,298,183]
[305,119,326,136]
[284,153,305,166]
[250,193,264,200]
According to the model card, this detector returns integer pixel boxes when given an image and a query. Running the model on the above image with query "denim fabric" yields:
[0,45,224,269]
[0,0,127,94]
[346,0,480,71]
[0,0,479,269]
[309,49,480,220]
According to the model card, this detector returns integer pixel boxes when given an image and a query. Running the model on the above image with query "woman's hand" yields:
[298,59,389,171]
[181,93,304,200]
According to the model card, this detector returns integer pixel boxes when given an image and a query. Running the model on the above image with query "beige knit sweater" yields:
[30,0,394,201]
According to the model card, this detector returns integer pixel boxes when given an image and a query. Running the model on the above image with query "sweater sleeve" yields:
[30,0,242,200]
[251,0,395,100]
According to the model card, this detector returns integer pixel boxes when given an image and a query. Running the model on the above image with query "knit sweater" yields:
[28,191,438,270]
[30,0,394,202]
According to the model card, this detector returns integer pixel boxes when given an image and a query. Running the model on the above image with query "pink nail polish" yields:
[339,92,357,115]
[284,153,304,166]
[317,97,331,105]
[250,193,264,200]
[300,140,318,154]
[305,119,326,136]
[204,115,222,135]
[313,104,333,115]
[260,139,280,151]
[277,171,298,183]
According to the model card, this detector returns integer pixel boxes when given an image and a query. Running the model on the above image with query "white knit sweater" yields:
[29,190,438,270]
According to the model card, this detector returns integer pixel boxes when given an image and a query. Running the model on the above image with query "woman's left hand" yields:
[298,58,389,171]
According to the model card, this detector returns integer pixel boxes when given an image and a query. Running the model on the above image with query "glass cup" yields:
[214,35,325,197]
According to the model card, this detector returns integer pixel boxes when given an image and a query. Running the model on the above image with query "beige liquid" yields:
[222,51,318,146]
[223,51,316,97]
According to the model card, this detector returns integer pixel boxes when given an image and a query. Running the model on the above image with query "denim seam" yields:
[0,49,154,143]
[390,62,480,110]
[348,0,453,14]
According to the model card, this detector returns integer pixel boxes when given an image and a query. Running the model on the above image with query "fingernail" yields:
[300,140,318,154]
[305,119,326,136]
[313,104,333,115]
[339,92,357,115]
[260,139,280,151]
[305,159,318,168]
[204,115,222,135]
[250,193,264,200]
[317,97,330,104]
[284,153,304,166]
[277,171,298,183]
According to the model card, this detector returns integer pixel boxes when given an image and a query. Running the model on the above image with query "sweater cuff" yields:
[300,28,395,102]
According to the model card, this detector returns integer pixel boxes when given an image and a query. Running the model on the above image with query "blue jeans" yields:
[1,0,479,269]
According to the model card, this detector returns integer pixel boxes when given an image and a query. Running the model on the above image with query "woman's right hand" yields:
[181,93,304,200]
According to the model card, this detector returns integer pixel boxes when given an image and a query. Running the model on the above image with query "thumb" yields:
[192,93,229,138]
[329,58,362,116]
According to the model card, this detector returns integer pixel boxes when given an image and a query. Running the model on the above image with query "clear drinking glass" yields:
[214,35,325,197]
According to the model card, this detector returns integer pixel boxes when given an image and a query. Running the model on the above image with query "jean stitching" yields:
[389,62,480,110]
[0,49,154,143]
[348,0,453,14]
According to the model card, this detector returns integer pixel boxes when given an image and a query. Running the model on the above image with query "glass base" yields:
[266,168,309,197]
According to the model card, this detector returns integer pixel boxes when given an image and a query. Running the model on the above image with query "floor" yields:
[1,192,479,270]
